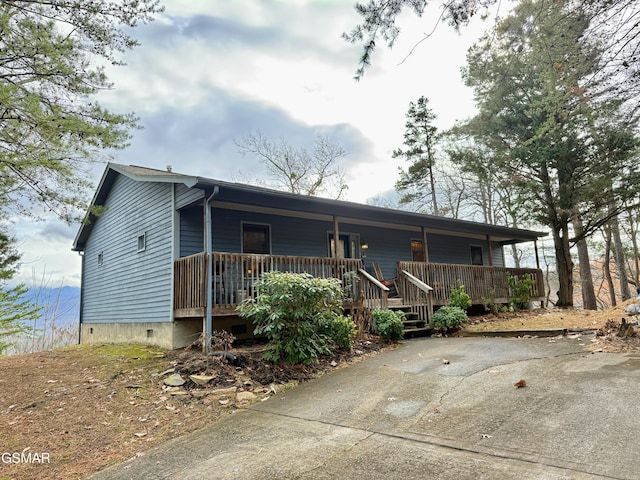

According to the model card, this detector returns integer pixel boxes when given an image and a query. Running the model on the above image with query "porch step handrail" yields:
[358,268,389,310]
[358,268,389,291]
[399,270,433,293]
[396,269,433,323]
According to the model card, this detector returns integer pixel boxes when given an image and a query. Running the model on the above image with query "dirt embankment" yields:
[0,338,386,480]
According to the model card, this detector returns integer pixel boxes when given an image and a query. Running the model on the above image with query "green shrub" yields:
[506,273,534,311]
[325,316,357,351]
[430,306,468,334]
[449,280,472,310]
[372,309,405,342]
[482,287,507,314]
[237,272,343,365]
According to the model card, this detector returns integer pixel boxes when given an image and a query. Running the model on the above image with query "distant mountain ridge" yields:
[22,286,80,330]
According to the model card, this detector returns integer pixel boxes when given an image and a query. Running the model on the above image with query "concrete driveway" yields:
[89,336,640,479]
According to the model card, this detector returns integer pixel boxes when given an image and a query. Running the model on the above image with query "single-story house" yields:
[72,163,546,349]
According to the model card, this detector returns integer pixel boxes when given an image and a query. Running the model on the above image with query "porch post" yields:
[333,215,341,258]
[204,187,219,354]
[422,226,429,262]
[486,235,494,267]
[534,239,544,308]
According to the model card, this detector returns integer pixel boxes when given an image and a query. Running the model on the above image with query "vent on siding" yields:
[137,233,146,252]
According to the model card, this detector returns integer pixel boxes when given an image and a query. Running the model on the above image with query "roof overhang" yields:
[72,163,199,251]
[193,178,546,244]
[72,163,547,252]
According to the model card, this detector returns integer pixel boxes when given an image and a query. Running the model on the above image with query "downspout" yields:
[204,186,219,354]
[333,216,340,258]
[77,251,85,345]
[486,235,494,296]
[169,184,177,326]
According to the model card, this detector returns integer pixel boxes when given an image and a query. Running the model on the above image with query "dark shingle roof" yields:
[73,162,546,251]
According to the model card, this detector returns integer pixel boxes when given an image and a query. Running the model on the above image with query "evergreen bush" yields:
[325,315,357,351]
[237,272,343,365]
[430,306,468,334]
[449,280,472,310]
[372,309,405,342]
[507,273,534,311]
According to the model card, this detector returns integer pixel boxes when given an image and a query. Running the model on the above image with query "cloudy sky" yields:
[13,0,501,287]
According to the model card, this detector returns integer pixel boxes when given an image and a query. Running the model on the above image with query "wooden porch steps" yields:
[387,298,431,338]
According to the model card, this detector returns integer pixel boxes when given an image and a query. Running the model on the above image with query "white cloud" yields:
[15,0,498,287]
[11,218,82,287]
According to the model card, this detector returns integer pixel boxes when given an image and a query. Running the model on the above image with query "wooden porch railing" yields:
[174,255,544,321]
[397,261,544,306]
[396,270,433,322]
[173,252,208,317]
[174,252,363,316]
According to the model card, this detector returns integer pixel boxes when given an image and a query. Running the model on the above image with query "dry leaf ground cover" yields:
[2,301,640,480]
[463,298,640,352]
[0,338,385,480]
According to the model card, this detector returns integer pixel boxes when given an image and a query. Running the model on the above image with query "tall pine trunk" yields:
[428,160,439,216]
[603,224,617,307]
[610,210,631,301]
[573,216,597,310]
[553,222,574,307]
[629,211,640,289]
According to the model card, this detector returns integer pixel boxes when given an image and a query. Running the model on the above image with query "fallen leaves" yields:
[0,338,387,480]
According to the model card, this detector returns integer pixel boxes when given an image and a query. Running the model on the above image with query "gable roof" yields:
[73,162,546,251]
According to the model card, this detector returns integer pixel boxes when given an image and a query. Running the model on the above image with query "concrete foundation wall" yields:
[80,316,255,350]
[81,319,202,350]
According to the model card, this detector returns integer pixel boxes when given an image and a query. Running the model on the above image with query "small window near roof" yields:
[97,251,103,266]
[137,233,146,252]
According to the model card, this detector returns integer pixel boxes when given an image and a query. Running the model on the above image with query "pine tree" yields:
[0,0,163,222]
[0,230,39,355]
[393,96,440,215]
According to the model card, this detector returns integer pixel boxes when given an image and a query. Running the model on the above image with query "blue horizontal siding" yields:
[82,175,174,324]
[180,206,204,257]
[175,184,204,209]
[211,207,331,257]
[202,209,506,280]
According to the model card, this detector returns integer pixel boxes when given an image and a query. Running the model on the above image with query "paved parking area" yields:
[90,336,640,479]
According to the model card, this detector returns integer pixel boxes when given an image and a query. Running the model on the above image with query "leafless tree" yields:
[236,133,348,199]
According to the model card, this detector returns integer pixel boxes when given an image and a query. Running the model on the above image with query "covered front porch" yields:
[173,252,545,332]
